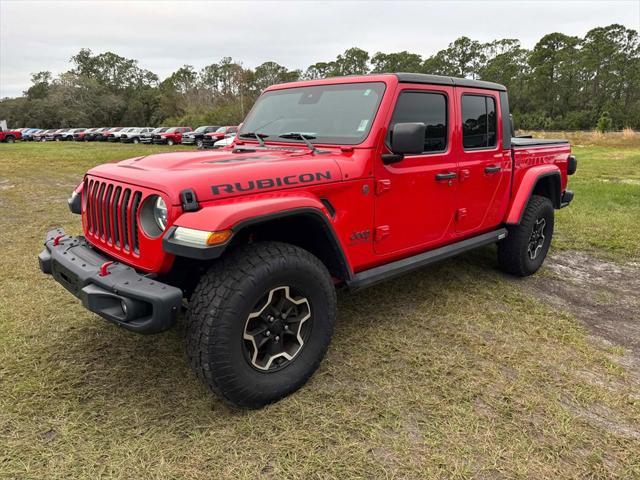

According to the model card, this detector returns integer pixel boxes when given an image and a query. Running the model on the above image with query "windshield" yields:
[239,82,385,145]
[215,127,227,133]
[152,127,168,133]
[165,127,177,133]
[194,126,211,133]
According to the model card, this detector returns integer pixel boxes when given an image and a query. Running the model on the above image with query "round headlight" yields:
[153,196,168,230]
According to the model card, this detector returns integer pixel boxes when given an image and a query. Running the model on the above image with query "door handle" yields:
[484,165,501,174]
[435,172,457,181]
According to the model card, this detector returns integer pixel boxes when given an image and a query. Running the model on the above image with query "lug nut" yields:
[268,315,274,323]
[275,336,280,342]
[284,325,289,330]
[265,330,271,337]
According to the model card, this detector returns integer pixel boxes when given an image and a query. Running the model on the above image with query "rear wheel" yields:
[498,195,554,276]
[186,242,336,408]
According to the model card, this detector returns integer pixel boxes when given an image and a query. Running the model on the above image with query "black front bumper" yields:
[38,228,182,334]
[560,189,574,208]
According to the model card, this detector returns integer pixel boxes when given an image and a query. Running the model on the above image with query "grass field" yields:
[0,137,639,479]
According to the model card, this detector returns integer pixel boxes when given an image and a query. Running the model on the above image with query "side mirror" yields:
[383,122,425,164]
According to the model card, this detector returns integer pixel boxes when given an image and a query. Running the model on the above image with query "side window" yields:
[388,91,447,153]
[462,95,497,149]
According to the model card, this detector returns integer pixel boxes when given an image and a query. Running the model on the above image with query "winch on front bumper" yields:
[38,228,182,334]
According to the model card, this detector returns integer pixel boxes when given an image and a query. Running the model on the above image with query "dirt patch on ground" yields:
[523,250,640,356]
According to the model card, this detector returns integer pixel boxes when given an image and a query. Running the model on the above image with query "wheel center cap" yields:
[271,320,284,335]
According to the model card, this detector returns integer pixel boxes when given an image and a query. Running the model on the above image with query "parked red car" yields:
[40,73,576,408]
[152,127,192,145]
[0,127,22,143]
[200,126,239,148]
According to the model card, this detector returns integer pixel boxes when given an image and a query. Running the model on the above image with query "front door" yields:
[373,85,458,255]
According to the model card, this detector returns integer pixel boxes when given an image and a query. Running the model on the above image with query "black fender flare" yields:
[163,207,353,282]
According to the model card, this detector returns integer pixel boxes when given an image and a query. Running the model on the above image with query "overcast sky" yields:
[1,0,639,98]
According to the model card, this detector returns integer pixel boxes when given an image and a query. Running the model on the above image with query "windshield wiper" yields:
[278,132,318,153]
[238,132,268,147]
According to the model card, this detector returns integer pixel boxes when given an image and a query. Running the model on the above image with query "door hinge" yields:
[376,179,391,195]
[374,225,390,241]
[455,208,467,221]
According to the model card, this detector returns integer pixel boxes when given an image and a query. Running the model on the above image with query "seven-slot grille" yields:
[84,178,142,254]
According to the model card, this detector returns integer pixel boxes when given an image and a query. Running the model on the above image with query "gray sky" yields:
[1,0,639,98]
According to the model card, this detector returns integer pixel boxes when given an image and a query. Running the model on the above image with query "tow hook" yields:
[99,261,115,277]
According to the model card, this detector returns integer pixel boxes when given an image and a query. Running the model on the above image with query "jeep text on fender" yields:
[39,73,576,408]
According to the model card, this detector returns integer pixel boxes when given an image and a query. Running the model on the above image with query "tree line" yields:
[1,24,638,131]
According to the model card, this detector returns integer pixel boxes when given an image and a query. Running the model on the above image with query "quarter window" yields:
[389,91,448,153]
[462,95,497,149]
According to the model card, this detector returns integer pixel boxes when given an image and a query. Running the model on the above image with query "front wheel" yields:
[196,139,203,148]
[5,136,15,143]
[186,242,337,408]
[498,195,554,276]
[132,137,140,144]
[167,138,174,146]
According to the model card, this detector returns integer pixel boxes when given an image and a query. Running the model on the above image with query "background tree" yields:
[1,25,638,130]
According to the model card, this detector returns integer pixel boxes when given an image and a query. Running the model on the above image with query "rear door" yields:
[454,89,511,234]
[373,84,457,255]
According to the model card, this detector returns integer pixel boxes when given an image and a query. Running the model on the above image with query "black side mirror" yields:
[382,122,425,165]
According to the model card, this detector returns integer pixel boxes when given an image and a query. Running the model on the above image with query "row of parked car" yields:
[4,125,239,148]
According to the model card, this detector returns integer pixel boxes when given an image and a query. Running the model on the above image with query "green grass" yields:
[554,144,640,260]
[0,140,639,479]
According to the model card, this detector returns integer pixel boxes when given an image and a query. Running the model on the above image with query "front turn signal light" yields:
[173,227,232,246]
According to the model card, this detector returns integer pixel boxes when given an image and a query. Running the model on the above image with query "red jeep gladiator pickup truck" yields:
[39,73,576,408]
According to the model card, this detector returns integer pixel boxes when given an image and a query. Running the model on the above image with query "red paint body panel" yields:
[75,74,573,278]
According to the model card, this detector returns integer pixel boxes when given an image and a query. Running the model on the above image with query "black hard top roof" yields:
[394,73,507,92]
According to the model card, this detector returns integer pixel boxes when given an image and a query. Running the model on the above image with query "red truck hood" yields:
[87,147,344,205]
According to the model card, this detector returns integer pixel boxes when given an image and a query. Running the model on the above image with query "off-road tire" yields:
[186,241,337,408]
[498,195,554,276]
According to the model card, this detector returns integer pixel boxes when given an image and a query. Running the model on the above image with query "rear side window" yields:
[389,91,448,153]
[462,95,497,149]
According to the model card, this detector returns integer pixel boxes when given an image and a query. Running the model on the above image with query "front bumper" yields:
[152,138,168,144]
[38,228,182,334]
[181,137,197,145]
[560,189,574,208]
[201,137,223,149]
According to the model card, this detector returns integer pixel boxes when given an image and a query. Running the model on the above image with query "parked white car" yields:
[120,127,153,144]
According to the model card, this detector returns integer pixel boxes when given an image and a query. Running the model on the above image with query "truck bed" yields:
[511,137,569,148]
